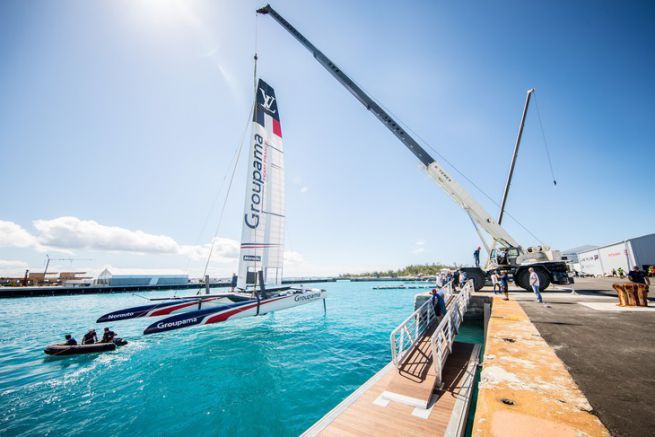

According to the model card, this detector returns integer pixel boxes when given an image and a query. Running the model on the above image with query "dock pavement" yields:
[476,277,654,436]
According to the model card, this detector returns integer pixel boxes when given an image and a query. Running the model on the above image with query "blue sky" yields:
[1,0,653,278]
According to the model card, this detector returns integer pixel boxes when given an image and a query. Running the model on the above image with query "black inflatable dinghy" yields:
[44,338,128,356]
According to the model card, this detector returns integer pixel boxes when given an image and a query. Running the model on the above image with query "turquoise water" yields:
[0,281,483,436]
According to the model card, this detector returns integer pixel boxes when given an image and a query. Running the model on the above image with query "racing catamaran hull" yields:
[96,298,221,323]
[96,287,288,323]
[143,289,326,335]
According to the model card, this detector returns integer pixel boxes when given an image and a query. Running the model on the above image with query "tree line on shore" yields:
[339,263,455,278]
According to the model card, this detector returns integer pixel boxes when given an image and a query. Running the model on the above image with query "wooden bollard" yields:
[636,284,649,307]
[613,283,627,306]
[626,284,638,306]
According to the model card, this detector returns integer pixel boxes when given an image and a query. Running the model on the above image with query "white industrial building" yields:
[562,245,598,264]
[95,269,189,286]
[575,233,655,276]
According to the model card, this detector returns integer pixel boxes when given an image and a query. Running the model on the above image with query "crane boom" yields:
[257,4,520,248]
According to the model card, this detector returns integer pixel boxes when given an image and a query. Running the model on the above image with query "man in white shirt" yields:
[529,267,543,303]
[490,271,499,294]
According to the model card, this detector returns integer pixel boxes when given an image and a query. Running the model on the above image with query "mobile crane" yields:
[257,4,570,291]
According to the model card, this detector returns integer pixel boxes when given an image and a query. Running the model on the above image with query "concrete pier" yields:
[472,297,609,436]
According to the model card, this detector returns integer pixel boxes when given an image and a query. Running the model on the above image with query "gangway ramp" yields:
[304,281,480,436]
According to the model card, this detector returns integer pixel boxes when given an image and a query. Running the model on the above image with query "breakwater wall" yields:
[1,277,336,298]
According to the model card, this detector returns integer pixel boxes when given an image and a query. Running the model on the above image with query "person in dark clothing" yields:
[82,329,98,345]
[499,270,510,300]
[101,327,117,343]
[430,288,438,312]
[473,247,481,267]
[459,271,468,289]
[430,288,447,316]
[435,288,447,316]
[628,266,650,286]
[64,334,77,345]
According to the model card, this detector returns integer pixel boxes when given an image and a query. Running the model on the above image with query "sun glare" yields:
[132,0,196,30]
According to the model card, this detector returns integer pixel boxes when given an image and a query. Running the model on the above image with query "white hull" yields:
[142,288,327,334]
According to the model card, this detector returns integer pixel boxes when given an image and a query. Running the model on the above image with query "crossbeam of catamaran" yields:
[97,79,326,334]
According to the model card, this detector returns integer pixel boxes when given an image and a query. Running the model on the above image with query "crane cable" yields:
[532,92,557,186]
[195,16,261,294]
[196,100,253,294]
[351,78,545,244]
[184,16,261,279]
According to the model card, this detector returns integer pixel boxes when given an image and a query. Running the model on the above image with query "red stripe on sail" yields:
[272,118,282,137]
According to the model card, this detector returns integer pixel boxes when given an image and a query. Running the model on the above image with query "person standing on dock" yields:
[436,273,444,288]
[628,265,650,287]
[529,267,543,303]
[473,246,481,267]
[491,270,499,294]
[499,270,509,300]
[431,288,447,316]
[459,271,468,289]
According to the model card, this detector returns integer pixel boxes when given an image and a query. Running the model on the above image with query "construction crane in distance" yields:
[43,254,94,279]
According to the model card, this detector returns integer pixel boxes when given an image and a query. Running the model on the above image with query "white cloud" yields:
[0,217,324,278]
[412,240,426,254]
[0,259,29,276]
[1,217,240,264]
[300,186,308,194]
[179,237,240,262]
[284,250,305,265]
[0,221,38,248]
[33,216,180,254]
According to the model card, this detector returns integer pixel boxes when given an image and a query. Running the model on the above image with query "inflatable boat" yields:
[44,338,127,356]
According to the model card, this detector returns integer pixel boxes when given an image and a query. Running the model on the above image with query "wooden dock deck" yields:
[304,341,480,436]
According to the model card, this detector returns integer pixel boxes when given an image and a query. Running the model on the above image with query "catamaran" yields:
[97,79,326,335]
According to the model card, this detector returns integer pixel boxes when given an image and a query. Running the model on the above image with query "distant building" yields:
[60,272,93,287]
[95,269,189,286]
[561,245,599,264]
[575,234,655,276]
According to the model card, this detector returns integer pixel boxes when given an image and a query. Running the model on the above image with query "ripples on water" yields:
[0,282,479,436]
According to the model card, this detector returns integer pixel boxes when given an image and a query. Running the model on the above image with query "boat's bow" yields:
[96,296,226,323]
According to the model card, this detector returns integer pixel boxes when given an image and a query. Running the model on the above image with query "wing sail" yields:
[237,79,285,290]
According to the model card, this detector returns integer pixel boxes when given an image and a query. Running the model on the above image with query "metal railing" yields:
[430,279,474,387]
[390,295,437,366]
[389,279,455,367]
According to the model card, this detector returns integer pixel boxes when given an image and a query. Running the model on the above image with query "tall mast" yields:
[498,88,534,225]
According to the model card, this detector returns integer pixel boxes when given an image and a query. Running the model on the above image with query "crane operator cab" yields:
[489,247,521,267]
[490,245,560,268]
